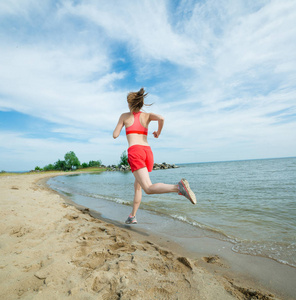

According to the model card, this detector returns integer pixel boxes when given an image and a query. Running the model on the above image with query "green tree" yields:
[119,151,128,166]
[43,164,54,171]
[35,166,42,171]
[54,159,67,171]
[81,162,88,168]
[88,160,102,167]
[64,151,80,170]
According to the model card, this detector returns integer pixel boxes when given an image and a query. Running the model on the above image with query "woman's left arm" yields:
[149,113,164,138]
[113,114,125,139]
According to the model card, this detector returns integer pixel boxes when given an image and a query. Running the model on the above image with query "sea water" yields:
[48,157,296,267]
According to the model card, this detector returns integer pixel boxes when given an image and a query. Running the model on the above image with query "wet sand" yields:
[0,172,292,299]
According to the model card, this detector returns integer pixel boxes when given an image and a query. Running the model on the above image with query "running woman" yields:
[113,88,196,224]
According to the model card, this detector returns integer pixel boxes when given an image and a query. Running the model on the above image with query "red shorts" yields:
[127,145,154,173]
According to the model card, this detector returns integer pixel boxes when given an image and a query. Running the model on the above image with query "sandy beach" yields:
[0,172,289,299]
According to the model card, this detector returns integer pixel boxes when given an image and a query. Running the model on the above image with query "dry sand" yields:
[0,172,282,299]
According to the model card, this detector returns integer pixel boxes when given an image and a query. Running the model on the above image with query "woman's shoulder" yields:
[141,111,156,117]
[140,111,149,115]
[120,112,132,119]
[140,111,151,120]
[146,112,164,121]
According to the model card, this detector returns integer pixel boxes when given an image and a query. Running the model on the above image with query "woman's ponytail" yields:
[127,88,151,112]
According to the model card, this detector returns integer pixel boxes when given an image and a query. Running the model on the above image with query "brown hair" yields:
[127,88,151,112]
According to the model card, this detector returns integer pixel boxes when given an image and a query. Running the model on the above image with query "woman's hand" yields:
[153,131,160,138]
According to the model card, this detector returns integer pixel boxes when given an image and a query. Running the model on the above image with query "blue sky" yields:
[0,0,295,171]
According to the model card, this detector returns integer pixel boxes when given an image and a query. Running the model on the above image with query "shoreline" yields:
[0,172,293,299]
[47,173,296,300]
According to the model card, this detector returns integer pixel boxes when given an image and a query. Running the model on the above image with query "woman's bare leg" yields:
[133,167,178,195]
[131,179,142,216]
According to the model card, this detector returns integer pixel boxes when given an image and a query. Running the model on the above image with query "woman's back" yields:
[124,112,150,147]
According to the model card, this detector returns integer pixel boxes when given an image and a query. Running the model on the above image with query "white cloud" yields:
[59,0,203,68]
[0,40,127,128]
[0,0,46,16]
[0,0,295,171]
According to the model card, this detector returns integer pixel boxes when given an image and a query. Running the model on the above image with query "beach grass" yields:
[0,167,106,177]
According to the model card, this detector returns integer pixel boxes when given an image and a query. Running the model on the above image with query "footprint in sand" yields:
[202,255,227,268]
[109,241,137,253]
[10,226,32,237]
[64,214,79,221]
[72,250,120,270]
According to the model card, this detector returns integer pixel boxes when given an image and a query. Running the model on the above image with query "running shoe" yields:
[125,214,137,224]
[178,178,196,204]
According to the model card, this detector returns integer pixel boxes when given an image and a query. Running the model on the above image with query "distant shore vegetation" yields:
[34,151,102,172]
[0,150,177,174]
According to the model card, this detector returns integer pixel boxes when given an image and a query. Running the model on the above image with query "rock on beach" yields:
[107,162,179,172]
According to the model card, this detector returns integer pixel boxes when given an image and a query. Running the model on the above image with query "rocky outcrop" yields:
[152,162,178,170]
[106,165,129,172]
[106,163,178,172]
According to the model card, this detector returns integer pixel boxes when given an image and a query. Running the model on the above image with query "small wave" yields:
[172,214,189,223]
[85,193,131,206]
[170,214,238,243]
[232,241,296,268]
[49,182,132,206]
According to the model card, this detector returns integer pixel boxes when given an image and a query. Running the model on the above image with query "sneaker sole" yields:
[125,220,137,224]
[181,179,196,204]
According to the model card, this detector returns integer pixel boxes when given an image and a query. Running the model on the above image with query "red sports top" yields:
[125,112,148,136]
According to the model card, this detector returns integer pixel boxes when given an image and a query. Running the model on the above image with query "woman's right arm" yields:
[113,114,125,139]
[149,113,164,138]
